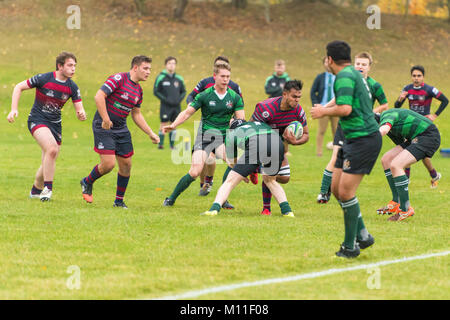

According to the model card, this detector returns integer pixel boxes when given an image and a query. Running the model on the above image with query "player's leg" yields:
[164,149,208,205]
[32,126,61,200]
[199,156,215,196]
[316,116,329,157]
[318,145,340,203]
[215,143,236,209]
[158,121,169,149]
[262,174,293,217]
[261,154,289,215]
[30,150,45,198]
[114,155,132,208]
[422,157,440,188]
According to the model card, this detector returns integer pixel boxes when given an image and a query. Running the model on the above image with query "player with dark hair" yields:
[185,56,243,208]
[316,51,388,204]
[7,51,86,201]
[162,62,245,207]
[154,56,186,150]
[394,65,448,188]
[202,119,294,217]
[378,109,441,221]
[80,55,160,208]
[251,80,309,216]
[311,41,381,258]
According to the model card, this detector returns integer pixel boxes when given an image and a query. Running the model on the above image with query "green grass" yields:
[0,0,448,299]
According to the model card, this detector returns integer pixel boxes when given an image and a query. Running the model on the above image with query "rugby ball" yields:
[286,121,303,139]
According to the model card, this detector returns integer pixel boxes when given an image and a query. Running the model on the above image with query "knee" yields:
[381,154,391,169]
[188,166,202,179]
[101,161,116,174]
[46,145,60,159]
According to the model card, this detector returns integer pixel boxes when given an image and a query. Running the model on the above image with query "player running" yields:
[250,80,309,216]
[185,56,243,205]
[377,109,441,221]
[202,119,294,217]
[316,51,388,204]
[311,41,381,259]
[162,62,245,207]
[7,52,86,201]
[394,65,448,188]
[80,55,159,209]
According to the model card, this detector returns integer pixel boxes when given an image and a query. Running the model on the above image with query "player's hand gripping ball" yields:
[286,121,303,139]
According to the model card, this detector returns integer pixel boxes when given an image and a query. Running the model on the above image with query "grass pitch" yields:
[0,0,448,299]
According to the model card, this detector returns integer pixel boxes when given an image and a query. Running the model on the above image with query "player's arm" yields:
[373,83,389,113]
[314,97,336,109]
[94,89,113,130]
[394,90,408,108]
[73,101,87,121]
[379,123,391,136]
[7,80,31,123]
[131,107,159,144]
[163,105,196,134]
[427,92,449,121]
[311,103,351,119]
[234,109,245,120]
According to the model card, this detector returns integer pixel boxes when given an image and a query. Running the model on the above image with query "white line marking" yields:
[150,250,450,300]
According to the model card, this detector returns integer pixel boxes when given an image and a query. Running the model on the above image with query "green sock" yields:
[222,166,232,183]
[169,130,176,148]
[384,169,399,203]
[279,201,292,215]
[393,175,410,211]
[209,202,221,212]
[341,197,360,250]
[169,173,195,201]
[158,131,164,147]
[320,169,333,194]
[356,213,369,241]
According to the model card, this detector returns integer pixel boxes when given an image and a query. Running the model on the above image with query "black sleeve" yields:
[394,99,405,109]
[435,93,449,116]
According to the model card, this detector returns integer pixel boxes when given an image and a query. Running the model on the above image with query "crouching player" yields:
[377,109,441,221]
[202,119,294,217]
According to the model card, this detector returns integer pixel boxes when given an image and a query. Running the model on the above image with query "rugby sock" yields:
[44,181,53,191]
[341,197,360,250]
[84,164,102,185]
[320,169,333,194]
[394,175,410,211]
[115,174,130,203]
[404,167,411,179]
[262,182,272,211]
[356,213,369,241]
[279,201,292,215]
[384,169,399,203]
[169,130,176,148]
[205,175,213,185]
[158,130,164,147]
[209,202,221,213]
[169,173,195,201]
[429,168,437,179]
[31,185,42,195]
[222,166,232,183]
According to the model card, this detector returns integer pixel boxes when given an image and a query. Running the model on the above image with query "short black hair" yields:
[326,40,352,64]
[165,56,177,65]
[131,55,152,68]
[283,79,303,92]
[214,55,229,64]
[410,65,425,76]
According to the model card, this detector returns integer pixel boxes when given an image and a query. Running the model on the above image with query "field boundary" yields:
[147,250,450,300]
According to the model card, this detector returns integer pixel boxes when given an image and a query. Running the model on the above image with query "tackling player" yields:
[80,55,159,209]
[7,51,86,201]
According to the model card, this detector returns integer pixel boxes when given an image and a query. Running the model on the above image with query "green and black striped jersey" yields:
[379,108,433,141]
[334,66,379,139]
[367,76,388,107]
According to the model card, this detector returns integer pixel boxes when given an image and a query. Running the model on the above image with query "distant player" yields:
[377,109,441,221]
[316,51,388,204]
[80,55,160,208]
[162,62,245,207]
[395,65,448,188]
[264,59,290,98]
[7,51,86,201]
[202,120,294,217]
[185,56,243,208]
[251,80,309,216]
[311,41,381,259]
[154,56,186,150]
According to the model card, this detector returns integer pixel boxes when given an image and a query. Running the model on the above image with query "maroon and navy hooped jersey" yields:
[94,72,143,132]
[251,96,307,135]
[401,83,442,116]
[27,72,82,123]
